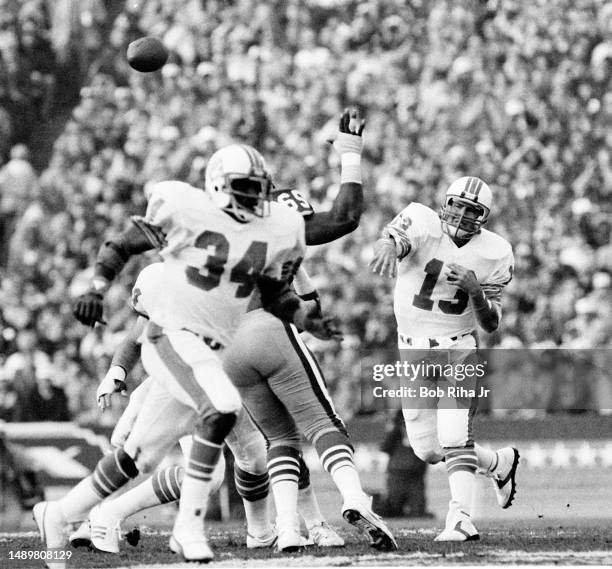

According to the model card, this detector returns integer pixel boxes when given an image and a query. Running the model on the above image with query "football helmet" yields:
[440,176,492,240]
[204,144,273,222]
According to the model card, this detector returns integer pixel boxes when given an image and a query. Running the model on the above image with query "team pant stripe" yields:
[282,323,346,435]
[153,333,211,411]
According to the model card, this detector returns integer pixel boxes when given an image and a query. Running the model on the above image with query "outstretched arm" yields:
[305,108,365,245]
[74,223,155,326]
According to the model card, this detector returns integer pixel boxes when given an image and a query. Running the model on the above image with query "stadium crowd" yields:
[0,0,611,423]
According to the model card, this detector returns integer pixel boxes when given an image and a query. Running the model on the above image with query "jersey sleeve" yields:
[271,188,315,218]
[481,248,515,304]
[131,181,197,250]
[385,202,439,257]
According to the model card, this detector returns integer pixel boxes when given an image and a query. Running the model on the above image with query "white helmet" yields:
[440,176,492,240]
[204,144,272,221]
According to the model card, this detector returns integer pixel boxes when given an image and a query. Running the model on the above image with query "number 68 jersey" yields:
[391,202,514,339]
[133,181,306,347]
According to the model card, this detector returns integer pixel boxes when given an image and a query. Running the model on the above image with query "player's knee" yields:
[410,437,444,464]
[231,432,267,474]
[195,411,238,445]
[438,424,469,448]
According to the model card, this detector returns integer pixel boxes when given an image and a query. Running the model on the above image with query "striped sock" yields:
[102,466,184,521]
[153,465,184,503]
[178,435,223,519]
[91,448,139,498]
[315,431,364,502]
[267,446,300,529]
[444,446,478,475]
[444,446,477,515]
[59,449,139,523]
[235,465,271,538]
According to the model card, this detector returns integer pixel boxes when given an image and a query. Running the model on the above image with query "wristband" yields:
[340,152,362,184]
[92,276,111,294]
[108,365,127,383]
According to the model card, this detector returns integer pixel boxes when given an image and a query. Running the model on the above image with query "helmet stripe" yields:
[239,144,255,170]
[240,144,264,172]
[472,179,483,197]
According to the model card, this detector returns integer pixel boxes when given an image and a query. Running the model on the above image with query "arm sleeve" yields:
[110,316,147,373]
[304,182,363,245]
[94,224,155,283]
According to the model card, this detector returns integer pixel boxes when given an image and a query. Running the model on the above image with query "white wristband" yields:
[340,152,362,184]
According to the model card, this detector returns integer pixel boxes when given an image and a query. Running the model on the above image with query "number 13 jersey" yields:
[133,181,306,346]
[391,202,514,339]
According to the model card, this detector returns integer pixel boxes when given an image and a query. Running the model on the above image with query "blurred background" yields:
[0,0,611,530]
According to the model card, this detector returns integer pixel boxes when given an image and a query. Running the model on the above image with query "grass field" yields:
[1,464,611,568]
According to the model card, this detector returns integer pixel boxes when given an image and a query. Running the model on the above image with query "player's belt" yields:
[398,332,472,348]
[182,329,224,351]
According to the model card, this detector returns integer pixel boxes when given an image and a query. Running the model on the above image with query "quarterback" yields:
[34,143,337,564]
[370,176,519,541]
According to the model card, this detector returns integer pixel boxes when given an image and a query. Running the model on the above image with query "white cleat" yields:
[342,495,398,551]
[170,514,214,563]
[246,529,277,549]
[306,522,345,547]
[69,519,92,548]
[435,509,480,542]
[33,501,68,569]
[492,447,520,509]
[89,504,122,553]
[276,522,303,553]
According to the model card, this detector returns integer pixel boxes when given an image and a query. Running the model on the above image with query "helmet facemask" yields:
[221,173,272,222]
[440,196,489,241]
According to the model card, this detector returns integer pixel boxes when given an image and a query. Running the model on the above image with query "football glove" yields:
[73,291,105,326]
[295,303,343,341]
[330,108,365,155]
[97,365,128,412]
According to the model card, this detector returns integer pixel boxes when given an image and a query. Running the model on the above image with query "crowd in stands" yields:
[0,0,611,423]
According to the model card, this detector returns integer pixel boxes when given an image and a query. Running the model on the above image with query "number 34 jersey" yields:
[391,202,514,339]
[133,181,306,347]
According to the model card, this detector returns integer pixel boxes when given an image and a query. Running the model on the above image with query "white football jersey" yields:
[390,202,514,338]
[133,181,306,346]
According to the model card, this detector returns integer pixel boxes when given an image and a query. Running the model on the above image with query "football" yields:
[127,36,169,72]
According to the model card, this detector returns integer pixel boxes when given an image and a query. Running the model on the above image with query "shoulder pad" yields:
[405,202,443,238]
[271,188,315,218]
[473,229,513,260]
[131,262,164,316]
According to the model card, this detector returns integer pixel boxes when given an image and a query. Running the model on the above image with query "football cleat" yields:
[306,522,345,547]
[89,504,122,553]
[170,513,214,563]
[342,496,398,551]
[246,529,277,549]
[491,447,520,509]
[275,521,303,553]
[69,519,91,548]
[33,501,68,569]
[434,509,480,542]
